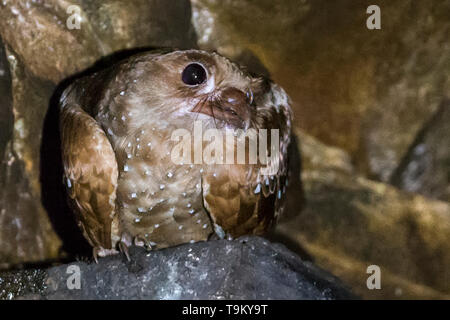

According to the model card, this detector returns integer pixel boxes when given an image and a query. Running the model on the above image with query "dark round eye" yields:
[181,63,207,86]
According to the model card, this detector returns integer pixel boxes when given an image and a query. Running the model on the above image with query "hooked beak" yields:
[191,87,253,130]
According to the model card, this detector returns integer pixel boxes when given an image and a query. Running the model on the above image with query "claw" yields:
[93,247,99,264]
[134,235,146,247]
[134,235,154,252]
[92,246,119,263]
[118,241,131,261]
[119,233,132,261]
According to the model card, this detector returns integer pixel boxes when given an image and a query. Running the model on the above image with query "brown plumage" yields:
[59,49,292,260]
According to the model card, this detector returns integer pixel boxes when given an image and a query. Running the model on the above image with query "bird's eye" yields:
[181,63,207,86]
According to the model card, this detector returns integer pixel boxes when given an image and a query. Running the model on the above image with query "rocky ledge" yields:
[0,236,353,300]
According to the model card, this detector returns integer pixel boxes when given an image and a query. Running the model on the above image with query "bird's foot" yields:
[118,233,132,261]
[92,247,119,263]
[134,235,154,252]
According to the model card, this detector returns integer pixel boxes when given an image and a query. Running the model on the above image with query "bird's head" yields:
[109,50,273,133]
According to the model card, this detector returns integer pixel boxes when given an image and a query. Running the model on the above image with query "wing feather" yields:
[60,91,119,250]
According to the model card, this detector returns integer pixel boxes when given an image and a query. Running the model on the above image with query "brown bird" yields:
[59,49,292,261]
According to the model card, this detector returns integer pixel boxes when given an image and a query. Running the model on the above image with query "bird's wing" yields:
[60,90,119,250]
[202,83,292,238]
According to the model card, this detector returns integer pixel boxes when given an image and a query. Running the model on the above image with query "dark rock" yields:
[0,43,61,269]
[0,268,47,300]
[0,237,353,300]
[390,100,450,202]
[0,0,196,83]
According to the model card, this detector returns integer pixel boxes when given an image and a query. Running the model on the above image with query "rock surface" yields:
[192,0,450,183]
[0,0,196,83]
[273,128,450,300]
[0,39,61,268]
[390,100,450,202]
[0,237,353,300]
